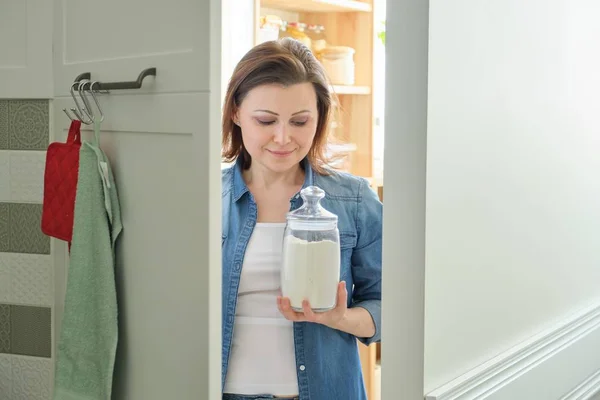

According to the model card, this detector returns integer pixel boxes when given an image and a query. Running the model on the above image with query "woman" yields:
[221,38,382,400]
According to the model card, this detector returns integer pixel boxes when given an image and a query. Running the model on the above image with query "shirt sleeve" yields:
[350,178,383,345]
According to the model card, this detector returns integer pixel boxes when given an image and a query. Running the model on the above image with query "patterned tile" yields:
[10,305,51,358]
[0,101,8,149]
[8,100,49,151]
[0,305,10,353]
[11,356,52,400]
[8,203,50,255]
[9,151,46,203]
[0,152,9,201]
[0,354,12,397]
[0,255,10,304]
[0,203,8,252]
[10,254,52,307]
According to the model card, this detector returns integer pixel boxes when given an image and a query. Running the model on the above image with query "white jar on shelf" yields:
[321,46,355,85]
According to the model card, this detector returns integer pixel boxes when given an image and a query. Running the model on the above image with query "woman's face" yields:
[235,82,319,174]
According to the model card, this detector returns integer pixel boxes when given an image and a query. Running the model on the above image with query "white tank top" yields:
[224,223,299,396]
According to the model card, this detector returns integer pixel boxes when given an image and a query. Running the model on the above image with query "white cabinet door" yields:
[52,1,222,399]
[0,0,53,98]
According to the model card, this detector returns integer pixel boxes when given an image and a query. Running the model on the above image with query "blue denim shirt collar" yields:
[231,156,315,203]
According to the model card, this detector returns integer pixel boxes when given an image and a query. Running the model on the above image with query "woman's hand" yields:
[277,281,348,330]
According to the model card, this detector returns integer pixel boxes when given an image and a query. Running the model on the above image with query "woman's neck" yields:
[243,162,304,191]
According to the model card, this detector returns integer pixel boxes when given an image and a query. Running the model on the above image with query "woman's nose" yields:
[273,124,291,145]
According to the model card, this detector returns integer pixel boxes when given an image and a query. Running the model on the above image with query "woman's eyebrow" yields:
[253,109,278,115]
[253,109,311,116]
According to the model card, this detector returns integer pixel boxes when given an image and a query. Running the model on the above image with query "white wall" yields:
[424,0,600,394]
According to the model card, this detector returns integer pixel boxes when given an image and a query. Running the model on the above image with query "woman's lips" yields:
[267,149,295,157]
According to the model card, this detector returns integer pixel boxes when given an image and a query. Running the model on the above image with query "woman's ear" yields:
[232,109,240,126]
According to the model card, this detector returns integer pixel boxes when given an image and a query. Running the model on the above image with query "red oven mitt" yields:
[41,120,82,244]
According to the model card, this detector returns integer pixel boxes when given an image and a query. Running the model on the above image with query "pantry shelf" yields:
[330,85,371,95]
[261,0,372,13]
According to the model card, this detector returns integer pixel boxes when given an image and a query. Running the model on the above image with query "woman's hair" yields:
[221,37,335,174]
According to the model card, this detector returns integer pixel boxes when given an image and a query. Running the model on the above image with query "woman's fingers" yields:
[338,281,347,306]
[277,296,306,321]
[278,282,348,325]
[302,299,318,322]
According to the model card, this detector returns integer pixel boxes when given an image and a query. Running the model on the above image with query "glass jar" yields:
[307,25,327,58]
[281,186,341,312]
[279,20,290,38]
[282,22,312,49]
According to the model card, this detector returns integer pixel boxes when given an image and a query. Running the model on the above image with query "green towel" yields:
[54,120,123,400]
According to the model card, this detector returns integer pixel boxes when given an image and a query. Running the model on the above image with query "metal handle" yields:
[73,68,156,91]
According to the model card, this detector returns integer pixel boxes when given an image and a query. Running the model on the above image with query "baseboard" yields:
[561,369,600,400]
[425,302,600,400]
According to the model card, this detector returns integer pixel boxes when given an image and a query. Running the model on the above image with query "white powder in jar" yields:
[281,235,341,312]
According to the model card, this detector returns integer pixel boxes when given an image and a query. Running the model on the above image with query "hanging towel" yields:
[54,120,123,400]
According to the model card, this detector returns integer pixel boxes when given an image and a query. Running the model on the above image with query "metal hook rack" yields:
[73,68,156,91]
[63,68,157,123]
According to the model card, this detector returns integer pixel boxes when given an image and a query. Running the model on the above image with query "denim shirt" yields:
[221,158,382,400]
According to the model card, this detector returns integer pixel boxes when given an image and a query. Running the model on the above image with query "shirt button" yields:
[299,365,306,371]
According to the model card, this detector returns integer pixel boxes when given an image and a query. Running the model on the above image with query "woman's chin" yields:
[263,155,303,172]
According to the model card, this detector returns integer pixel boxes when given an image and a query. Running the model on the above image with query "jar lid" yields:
[287,22,306,29]
[286,186,338,231]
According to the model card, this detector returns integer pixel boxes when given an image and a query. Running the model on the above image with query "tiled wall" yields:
[0,100,53,399]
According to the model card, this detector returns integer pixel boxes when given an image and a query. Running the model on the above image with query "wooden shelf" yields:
[261,0,372,13]
[330,85,371,95]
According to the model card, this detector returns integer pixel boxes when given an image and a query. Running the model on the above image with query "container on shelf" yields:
[257,15,283,44]
[321,46,355,85]
[280,22,312,49]
[307,25,328,58]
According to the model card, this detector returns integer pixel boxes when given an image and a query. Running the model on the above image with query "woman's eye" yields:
[291,120,308,127]
[257,120,276,126]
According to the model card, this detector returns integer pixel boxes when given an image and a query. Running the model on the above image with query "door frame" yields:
[380,0,429,398]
